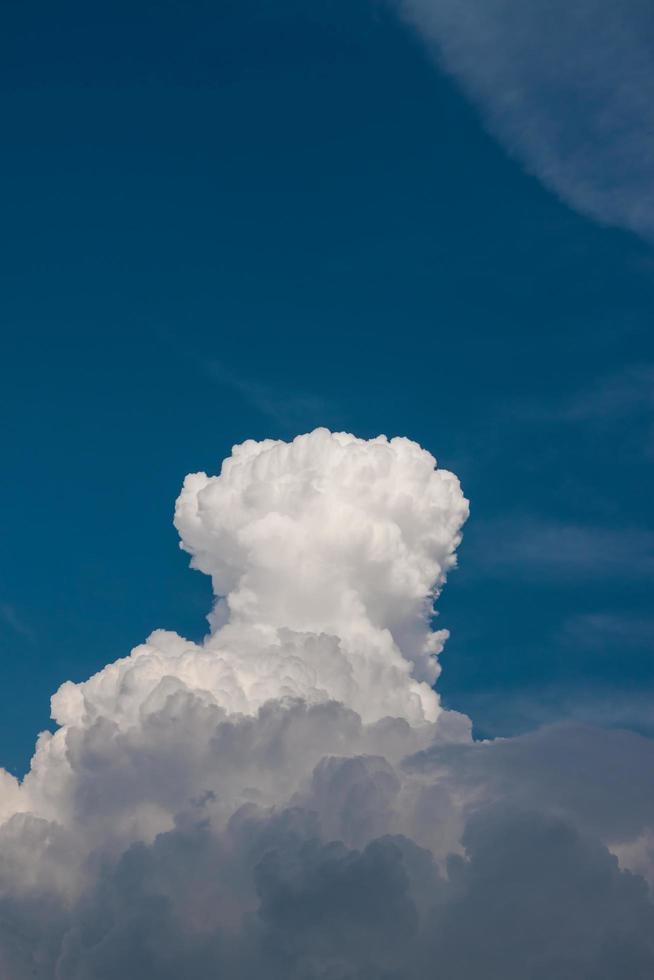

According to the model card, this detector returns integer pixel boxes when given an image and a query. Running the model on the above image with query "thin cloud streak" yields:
[468,518,654,580]
[559,365,654,424]
[561,612,654,651]
[206,359,336,430]
[0,603,35,643]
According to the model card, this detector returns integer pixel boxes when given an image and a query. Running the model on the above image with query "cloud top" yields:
[176,428,468,685]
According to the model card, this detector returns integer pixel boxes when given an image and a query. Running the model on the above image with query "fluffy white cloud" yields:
[175,428,467,688]
[0,428,652,978]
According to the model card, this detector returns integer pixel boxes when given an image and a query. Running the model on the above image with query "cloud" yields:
[468,516,654,580]
[407,722,654,849]
[431,807,654,980]
[206,360,336,431]
[0,428,653,977]
[152,323,338,431]
[396,0,654,238]
[561,612,654,651]
[0,602,34,642]
[559,365,654,424]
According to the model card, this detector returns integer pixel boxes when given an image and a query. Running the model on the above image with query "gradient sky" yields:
[2,0,654,774]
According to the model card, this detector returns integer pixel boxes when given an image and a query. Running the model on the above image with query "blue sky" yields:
[2,0,653,774]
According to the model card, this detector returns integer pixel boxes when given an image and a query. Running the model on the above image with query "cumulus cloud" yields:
[396,0,654,238]
[0,428,653,978]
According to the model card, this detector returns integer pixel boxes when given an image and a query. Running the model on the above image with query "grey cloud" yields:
[7,777,654,979]
[397,0,654,238]
[406,722,654,845]
[256,834,426,979]
[430,807,654,980]
[4,700,654,978]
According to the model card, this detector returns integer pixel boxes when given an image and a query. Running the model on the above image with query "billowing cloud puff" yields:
[1,429,653,978]
[176,429,468,689]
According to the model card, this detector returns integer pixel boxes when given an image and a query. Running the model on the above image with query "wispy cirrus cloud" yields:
[152,323,339,431]
[397,0,654,239]
[559,364,654,424]
[559,612,654,662]
[206,359,336,430]
[0,602,34,642]
[468,517,654,580]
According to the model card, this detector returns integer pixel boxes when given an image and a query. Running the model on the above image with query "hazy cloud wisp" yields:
[397,0,654,239]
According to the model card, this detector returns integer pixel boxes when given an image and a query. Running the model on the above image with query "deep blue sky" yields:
[2,0,653,774]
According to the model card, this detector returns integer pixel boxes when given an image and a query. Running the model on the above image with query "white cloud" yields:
[0,428,653,977]
[397,0,654,238]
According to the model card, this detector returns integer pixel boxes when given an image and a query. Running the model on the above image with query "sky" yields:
[2,3,654,974]
[3,0,653,773]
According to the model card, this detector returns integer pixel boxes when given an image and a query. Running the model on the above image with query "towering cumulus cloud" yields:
[1,429,653,978]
